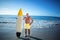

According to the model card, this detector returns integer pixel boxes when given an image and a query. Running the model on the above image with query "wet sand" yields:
[0,23,60,40]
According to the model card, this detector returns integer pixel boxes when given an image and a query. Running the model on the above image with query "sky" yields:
[0,0,60,17]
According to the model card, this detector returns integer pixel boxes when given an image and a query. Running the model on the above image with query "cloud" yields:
[0,8,18,15]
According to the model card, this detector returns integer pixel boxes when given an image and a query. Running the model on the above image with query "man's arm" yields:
[30,18,33,25]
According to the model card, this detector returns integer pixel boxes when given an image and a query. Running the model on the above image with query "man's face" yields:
[26,13,29,17]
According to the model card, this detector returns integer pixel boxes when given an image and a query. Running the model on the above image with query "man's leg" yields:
[28,29,30,37]
[25,29,27,37]
[16,32,21,38]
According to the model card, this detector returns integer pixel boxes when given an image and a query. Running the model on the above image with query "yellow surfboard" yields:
[16,8,23,37]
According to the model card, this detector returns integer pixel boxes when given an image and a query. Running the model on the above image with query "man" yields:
[23,13,33,38]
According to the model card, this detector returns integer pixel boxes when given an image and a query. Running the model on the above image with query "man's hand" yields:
[30,23,32,25]
[30,19,33,25]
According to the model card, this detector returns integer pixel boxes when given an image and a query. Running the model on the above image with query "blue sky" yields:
[0,0,60,17]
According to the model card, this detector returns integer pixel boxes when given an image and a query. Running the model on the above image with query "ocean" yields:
[0,15,60,28]
[0,15,60,40]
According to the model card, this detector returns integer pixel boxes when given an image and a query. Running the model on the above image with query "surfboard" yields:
[16,8,23,38]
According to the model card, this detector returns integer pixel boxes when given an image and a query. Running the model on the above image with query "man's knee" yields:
[28,29,30,34]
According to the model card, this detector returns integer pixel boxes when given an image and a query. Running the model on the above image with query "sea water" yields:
[0,15,60,40]
[0,15,60,28]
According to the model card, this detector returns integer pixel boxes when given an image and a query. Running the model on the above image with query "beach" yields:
[0,15,60,40]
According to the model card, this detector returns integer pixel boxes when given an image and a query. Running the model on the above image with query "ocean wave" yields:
[0,22,15,23]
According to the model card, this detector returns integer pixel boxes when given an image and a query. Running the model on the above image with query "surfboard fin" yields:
[16,32,21,38]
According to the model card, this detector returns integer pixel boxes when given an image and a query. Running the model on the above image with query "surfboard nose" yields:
[18,8,23,16]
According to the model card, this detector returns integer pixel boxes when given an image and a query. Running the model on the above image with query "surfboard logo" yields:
[18,8,23,16]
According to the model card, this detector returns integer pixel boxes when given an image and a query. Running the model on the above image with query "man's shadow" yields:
[30,36,42,40]
[18,36,42,40]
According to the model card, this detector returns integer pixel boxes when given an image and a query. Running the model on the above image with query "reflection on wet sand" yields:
[16,36,42,40]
